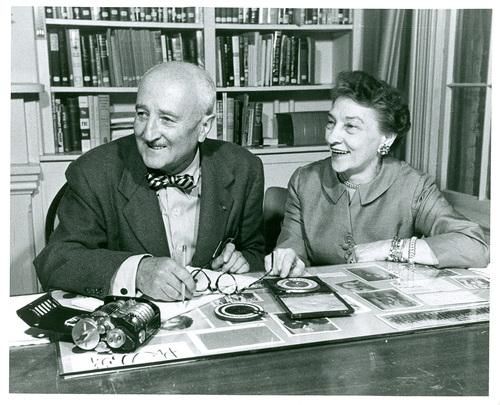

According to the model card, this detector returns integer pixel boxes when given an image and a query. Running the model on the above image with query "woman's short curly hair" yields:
[331,71,411,139]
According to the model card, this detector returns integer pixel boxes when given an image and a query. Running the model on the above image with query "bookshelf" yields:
[33,6,362,186]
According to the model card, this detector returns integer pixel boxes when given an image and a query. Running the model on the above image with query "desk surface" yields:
[9,262,490,395]
[10,323,488,395]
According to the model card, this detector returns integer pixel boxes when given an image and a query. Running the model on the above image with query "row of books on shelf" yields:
[51,95,136,153]
[216,32,314,88]
[44,7,203,23]
[215,8,353,25]
[216,94,263,147]
[48,28,203,88]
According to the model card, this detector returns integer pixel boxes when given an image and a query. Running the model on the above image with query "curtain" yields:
[362,10,412,161]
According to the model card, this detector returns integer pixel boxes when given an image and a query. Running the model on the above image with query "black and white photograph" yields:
[357,288,422,311]
[451,275,490,290]
[336,278,377,292]
[7,1,494,400]
[273,313,340,336]
[346,265,398,282]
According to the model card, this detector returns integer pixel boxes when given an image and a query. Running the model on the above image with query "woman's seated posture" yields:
[266,71,489,277]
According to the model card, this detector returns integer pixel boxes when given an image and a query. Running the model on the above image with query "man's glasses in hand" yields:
[190,267,272,298]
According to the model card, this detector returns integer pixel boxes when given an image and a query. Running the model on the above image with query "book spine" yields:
[252,102,263,146]
[97,33,111,87]
[67,97,82,151]
[227,97,235,143]
[67,29,84,87]
[78,95,91,152]
[97,95,111,144]
[52,96,64,153]
[80,33,92,87]
[271,31,282,85]
[58,29,71,86]
[231,35,241,87]
[216,100,223,140]
[47,29,61,86]
[195,30,204,68]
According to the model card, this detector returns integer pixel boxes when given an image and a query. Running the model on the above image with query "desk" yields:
[10,323,488,395]
[9,263,490,395]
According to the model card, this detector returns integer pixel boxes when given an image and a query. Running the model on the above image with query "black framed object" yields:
[265,276,354,320]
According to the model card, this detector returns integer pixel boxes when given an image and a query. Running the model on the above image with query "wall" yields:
[11,7,45,295]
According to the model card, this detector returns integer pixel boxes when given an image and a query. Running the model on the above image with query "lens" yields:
[217,273,237,295]
[192,269,210,292]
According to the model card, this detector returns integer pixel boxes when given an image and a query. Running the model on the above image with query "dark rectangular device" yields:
[264,276,354,320]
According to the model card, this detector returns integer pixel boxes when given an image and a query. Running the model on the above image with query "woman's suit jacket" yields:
[34,136,265,298]
[277,157,489,268]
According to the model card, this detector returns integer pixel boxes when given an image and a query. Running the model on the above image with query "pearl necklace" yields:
[338,173,360,189]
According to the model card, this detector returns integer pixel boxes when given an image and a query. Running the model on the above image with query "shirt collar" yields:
[321,157,400,205]
[177,148,201,186]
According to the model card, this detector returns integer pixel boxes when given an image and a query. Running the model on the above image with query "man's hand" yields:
[211,242,250,274]
[264,248,305,278]
[136,257,195,301]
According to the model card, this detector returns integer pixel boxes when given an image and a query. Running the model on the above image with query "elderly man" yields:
[34,62,265,301]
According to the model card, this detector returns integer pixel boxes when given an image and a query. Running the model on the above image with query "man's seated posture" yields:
[34,62,265,301]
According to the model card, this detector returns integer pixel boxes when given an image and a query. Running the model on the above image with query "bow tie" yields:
[146,172,195,192]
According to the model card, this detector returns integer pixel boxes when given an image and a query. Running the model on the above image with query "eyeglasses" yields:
[190,236,272,298]
[190,267,272,298]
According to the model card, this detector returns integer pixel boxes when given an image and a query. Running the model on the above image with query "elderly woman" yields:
[266,71,489,277]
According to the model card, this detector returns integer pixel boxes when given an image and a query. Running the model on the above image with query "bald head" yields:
[139,62,216,118]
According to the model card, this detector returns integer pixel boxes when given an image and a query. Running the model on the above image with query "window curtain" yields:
[362,10,412,161]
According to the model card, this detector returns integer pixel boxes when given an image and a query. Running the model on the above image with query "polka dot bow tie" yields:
[146,172,195,192]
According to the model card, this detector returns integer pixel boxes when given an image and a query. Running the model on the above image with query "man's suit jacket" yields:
[34,136,265,298]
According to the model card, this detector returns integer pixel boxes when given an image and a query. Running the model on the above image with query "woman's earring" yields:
[378,143,390,156]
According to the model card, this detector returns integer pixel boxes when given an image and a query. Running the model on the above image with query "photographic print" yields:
[343,295,372,314]
[336,279,377,293]
[192,324,283,352]
[415,290,486,306]
[346,265,398,282]
[273,313,340,336]
[357,289,421,311]
[378,304,489,331]
[451,275,490,289]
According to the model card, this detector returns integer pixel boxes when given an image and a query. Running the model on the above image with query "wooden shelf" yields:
[217,84,334,92]
[215,23,352,31]
[52,85,334,94]
[51,86,138,93]
[11,83,45,94]
[45,19,203,29]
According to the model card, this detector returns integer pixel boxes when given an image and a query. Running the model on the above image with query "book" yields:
[252,102,263,146]
[78,95,91,152]
[271,31,282,85]
[80,33,92,86]
[58,29,71,86]
[47,29,61,86]
[231,35,241,87]
[97,95,111,145]
[52,96,64,153]
[67,29,84,87]
[88,33,99,86]
[97,33,111,86]
[275,111,328,146]
[66,97,82,151]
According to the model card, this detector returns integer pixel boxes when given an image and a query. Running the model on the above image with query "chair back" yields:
[263,186,288,253]
[45,183,68,244]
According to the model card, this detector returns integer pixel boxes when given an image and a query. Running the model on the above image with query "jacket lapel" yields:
[191,141,234,266]
[118,140,170,257]
[320,158,346,204]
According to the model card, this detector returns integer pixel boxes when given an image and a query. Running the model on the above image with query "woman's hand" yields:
[350,240,392,263]
[264,248,306,278]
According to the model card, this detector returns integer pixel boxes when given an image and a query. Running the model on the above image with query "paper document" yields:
[157,268,261,321]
